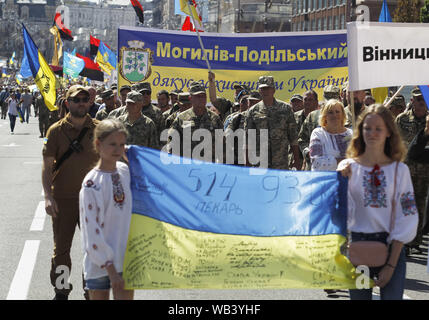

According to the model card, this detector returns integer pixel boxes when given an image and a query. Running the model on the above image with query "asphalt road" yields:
[0,114,428,301]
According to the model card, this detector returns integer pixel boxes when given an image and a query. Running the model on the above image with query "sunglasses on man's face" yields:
[141,91,152,96]
[69,96,90,103]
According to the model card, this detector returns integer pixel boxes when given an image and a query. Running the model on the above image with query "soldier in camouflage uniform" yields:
[36,93,50,138]
[384,93,406,119]
[138,82,163,144]
[208,71,239,122]
[167,82,223,163]
[164,92,192,130]
[396,87,429,253]
[95,90,117,121]
[117,91,159,149]
[224,91,261,165]
[107,85,135,119]
[244,76,301,170]
[290,94,303,113]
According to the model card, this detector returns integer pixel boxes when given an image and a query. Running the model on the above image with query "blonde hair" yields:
[319,99,346,128]
[93,119,128,153]
[346,104,406,161]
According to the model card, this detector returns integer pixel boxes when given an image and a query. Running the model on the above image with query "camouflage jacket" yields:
[108,105,127,119]
[297,109,321,170]
[244,98,298,170]
[117,114,159,150]
[396,109,428,147]
[167,108,223,163]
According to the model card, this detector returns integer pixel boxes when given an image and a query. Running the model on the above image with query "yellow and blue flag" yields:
[22,24,57,111]
[96,40,117,75]
[1,68,8,78]
[9,51,15,66]
[123,146,360,290]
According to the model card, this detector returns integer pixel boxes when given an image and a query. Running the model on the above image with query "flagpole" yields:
[384,85,405,108]
[186,1,212,72]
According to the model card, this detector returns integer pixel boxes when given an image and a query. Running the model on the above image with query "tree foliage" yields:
[421,0,429,22]
[393,0,420,22]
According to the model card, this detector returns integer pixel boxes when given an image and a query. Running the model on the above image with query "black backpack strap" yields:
[53,127,89,172]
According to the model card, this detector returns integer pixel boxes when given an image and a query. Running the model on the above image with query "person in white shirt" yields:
[6,92,19,134]
[309,99,352,171]
[338,105,418,300]
[79,119,134,300]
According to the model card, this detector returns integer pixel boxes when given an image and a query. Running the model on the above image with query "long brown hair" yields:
[346,104,406,161]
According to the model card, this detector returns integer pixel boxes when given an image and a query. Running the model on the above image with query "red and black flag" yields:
[130,0,144,24]
[76,53,104,82]
[90,35,101,58]
[53,12,73,41]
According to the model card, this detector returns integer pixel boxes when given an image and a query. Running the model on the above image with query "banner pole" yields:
[186,2,212,72]
[384,85,405,108]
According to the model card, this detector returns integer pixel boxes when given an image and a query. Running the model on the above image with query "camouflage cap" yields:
[101,89,114,99]
[126,91,143,103]
[248,91,262,101]
[323,85,341,100]
[65,85,90,100]
[170,89,183,96]
[138,82,152,92]
[119,85,131,93]
[411,87,423,97]
[384,94,406,108]
[178,92,191,104]
[189,82,206,95]
[258,76,275,89]
[290,94,303,102]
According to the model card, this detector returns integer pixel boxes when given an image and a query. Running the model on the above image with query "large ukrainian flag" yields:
[22,24,57,111]
[123,146,359,290]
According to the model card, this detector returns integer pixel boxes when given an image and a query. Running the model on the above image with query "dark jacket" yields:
[407,129,429,164]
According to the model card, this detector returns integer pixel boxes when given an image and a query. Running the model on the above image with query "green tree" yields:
[393,0,420,22]
[421,0,429,22]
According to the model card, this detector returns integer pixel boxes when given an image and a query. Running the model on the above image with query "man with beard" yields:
[42,85,99,300]
[344,87,368,128]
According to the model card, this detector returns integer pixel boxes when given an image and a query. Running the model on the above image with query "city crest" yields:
[119,41,153,83]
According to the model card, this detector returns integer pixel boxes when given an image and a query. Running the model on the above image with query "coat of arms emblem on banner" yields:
[119,40,153,83]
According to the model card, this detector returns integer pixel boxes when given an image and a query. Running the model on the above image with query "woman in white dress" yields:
[338,105,418,300]
[79,119,134,300]
[309,99,352,171]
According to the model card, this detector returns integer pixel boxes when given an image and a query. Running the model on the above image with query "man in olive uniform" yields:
[164,92,192,130]
[117,91,159,149]
[224,91,261,166]
[36,93,50,138]
[396,87,429,253]
[138,82,163,146]
[384,94,406,119]
[167,82,223,163]
[42,85,99,300]
[244,76,301,170]
[294,90,319,169]
[95,89,117,121]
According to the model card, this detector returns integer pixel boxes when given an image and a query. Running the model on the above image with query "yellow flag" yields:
[49,26,63,67]
[372,87,388,104]
[180,0,203,30]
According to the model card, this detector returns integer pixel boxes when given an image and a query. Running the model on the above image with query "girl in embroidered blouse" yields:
[79,119,134,300]
[309,99,353,171]
[338,105,418,300]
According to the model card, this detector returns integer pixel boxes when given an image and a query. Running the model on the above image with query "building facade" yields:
[206,0,293,33]
[291,0,424,32]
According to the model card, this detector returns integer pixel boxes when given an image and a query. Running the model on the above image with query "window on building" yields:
[334,15,339,29]
[327,16,331,30]
[318,18,322,30]
[340,14,345,29]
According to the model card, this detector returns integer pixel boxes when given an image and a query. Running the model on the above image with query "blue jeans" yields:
[8,113,17,132]
[349,246,406,300]
[85,273,123,290]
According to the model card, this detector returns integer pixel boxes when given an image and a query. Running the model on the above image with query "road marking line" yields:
[372,292,412,300]
[6,240,40,300]
[30,201,46,231]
